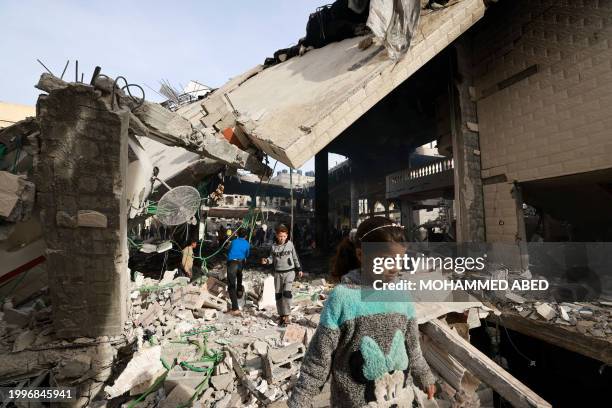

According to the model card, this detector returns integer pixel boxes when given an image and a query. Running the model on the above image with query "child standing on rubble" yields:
[289,217,436,408]
[261,224,303,326]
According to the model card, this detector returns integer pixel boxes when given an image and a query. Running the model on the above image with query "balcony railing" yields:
[386,158,454,198]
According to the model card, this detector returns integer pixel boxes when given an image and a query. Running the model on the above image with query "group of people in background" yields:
[219,223,303,326]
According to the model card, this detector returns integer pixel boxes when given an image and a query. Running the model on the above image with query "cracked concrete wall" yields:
[36,84,129,338]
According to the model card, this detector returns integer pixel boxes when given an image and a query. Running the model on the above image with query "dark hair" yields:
[237,228,247,238]
[275,224,289,234]
[331,217,406,281]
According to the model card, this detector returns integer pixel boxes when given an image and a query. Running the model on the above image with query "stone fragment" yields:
[211,373,234,391]
[163,368,206,394]
[12,330,37,352]
[57,355,92,380]
[283,324,306,344]
[259,276,276,310]
[3,307,32,328]
[105,346,164,398]
[135,302,163,327]
[206,277,227,296]
[160,383,196,408]
[536,303,556,321]
[77,210,108,228]
[252,341,269,355]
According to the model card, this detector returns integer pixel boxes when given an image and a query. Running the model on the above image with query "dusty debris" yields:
[536,303,557,321]
[105,346,164,399]
[0,170,35,222]
[263,342,306,384]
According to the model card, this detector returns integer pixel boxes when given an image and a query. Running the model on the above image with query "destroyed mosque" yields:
[0,0,611,407]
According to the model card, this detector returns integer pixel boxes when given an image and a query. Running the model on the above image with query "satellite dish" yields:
[156,186,201,226]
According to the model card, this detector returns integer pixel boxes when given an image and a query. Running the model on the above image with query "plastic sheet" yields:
[367,0,421,60]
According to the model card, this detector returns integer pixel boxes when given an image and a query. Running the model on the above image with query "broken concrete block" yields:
[283,324,306,344]
[215,393,232,408]
[160,383,196,408]
[201,291,226,311]
[160,270,177,284]
[131,368,166,396]
[0,171,35,222]
[105,346,164,398]
[3,307,32,328]
[560,306,570,321]
[77,210,108,228]
[466,308,481,329]
[12,329,36,352]
[263,343,305,383]
[163,368,206,394]
[211,373,234,391]
[135,302,163,327]
[536,303,556,321]
[57,355,92,380]
[206,276,227,296]
[505,293,526,304]
[252,341,269,356]
[310,278,326,287]
[259,276,276,310]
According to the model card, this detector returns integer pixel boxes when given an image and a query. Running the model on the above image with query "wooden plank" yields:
[422,319,552,408]
[489,311,612,364]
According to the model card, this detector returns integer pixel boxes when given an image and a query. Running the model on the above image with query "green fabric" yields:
[320,285,415,330]
[360,330,409,380]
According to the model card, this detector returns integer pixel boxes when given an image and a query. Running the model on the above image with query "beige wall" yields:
[0,101,35,128]
[472,0,612,242]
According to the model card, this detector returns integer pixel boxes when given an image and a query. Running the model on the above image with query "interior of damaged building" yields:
[1,0,612,407]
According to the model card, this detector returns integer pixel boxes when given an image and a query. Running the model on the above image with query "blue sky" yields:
[0,0,346,172]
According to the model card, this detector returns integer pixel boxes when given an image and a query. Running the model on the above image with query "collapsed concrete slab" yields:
[0,171,35,222]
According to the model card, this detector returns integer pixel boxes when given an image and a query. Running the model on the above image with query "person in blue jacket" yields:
[226,228,250,316]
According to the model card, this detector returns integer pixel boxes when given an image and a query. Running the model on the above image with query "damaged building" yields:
[1,0,611,407]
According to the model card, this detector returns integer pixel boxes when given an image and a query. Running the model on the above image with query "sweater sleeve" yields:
[405,318,436,388]
[290,242,302,272]
[288,325,339,408]
[289,287,345,407]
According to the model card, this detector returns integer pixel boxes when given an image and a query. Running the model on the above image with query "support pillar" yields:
[37,84,129,338]
[400,201,414,241]
[315,150,328,252]
[450,40,486,243]
[350,172,359,228]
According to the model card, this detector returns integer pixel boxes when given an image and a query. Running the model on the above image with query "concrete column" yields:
[315,150,328,252]
[37,84,129,338]
[384,201,390,218]
[400,201,414,241]
[350,173,359,228]
[450,40,486,243]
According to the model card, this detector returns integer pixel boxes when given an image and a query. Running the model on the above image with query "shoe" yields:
[226,309,242,317]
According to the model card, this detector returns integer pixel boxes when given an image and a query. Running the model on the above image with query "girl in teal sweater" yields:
[289,217,436,407]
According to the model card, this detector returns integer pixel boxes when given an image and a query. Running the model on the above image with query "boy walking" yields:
[226,228,250,316]
[261,224,303,325]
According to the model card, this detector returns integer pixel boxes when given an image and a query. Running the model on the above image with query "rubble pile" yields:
[116,267,329,407]
[501,295,612,338]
